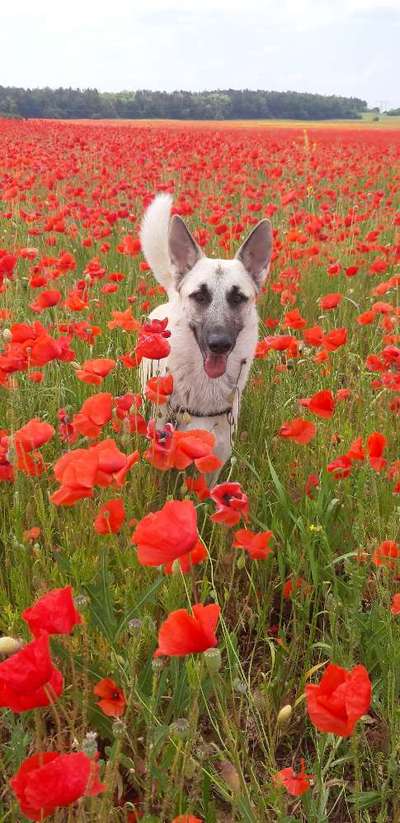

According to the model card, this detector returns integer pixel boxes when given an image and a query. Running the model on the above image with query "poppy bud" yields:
[169,718,190,739]
[204,647,222,675]
[233,677,247,694]
[277,704,292,726]
[112,718,126,738]
[81,731,98,758]
[0,636,23,657]
[128,618,142,633]
[2,328,12,342]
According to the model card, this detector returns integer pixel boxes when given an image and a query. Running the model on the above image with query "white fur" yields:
[140,194,270,473]
[140,193,174,291]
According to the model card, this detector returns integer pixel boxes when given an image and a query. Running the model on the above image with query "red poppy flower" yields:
[10,751,105,820]
[327,455,353,479]
[0,632,63,713]
[23,526,41,543]
[390,594,400,615]
[108,308,141,332]
[30,289,62,313]
[184,475,210,501]
[51,448,98,505]
[210,482,249,526]
[232,529,274,560]
[322,327,347,351]
[283,309,306,329]
[154,603,220,658]
[131,500,202,567]
[273,759,313,796]
[94,498,126,534]
[117,234,141,255]
[172,817,203,823]
[367,432,387,472]
[51,440,139,506]
[144,422,221,474]
[357,310,376,326]
[145,374,174,405]
[163,540,208,574]
[22,586,82,637]
[75,358,116,385]
[93,677,126,717]
[72,393,113,439]
[319,293,342,310]
[278,418,316,445]
[299,390,335,419]
[347,436,365,461]
[135,318,171,363]
[303,326,324,347]
[305,663,371,737]
[372,540,400,568]
[14,419,55,451]
[305,473,319,497]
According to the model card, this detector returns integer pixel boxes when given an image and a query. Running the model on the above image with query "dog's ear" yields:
[169,215,203,281]
[235,219,273,289]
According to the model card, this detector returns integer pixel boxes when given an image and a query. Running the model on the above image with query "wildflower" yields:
[278,418,316,445]
[22,586,82,637]
[274,759,313,796]
[305,663,371,736]
[131,500,204,570]
[154,603,220,657]
[75,357,116,385]
[210,482,249,526]
[299,390,335,419]
[232,529,273,560]
[94,498,126,534]
[93,677,126,717]
[0,632,63,713]
[10,751,104,820]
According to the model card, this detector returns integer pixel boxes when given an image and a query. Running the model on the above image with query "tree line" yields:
[0,86,368,120]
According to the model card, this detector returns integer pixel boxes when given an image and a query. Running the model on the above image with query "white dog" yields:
[140,194,272,468]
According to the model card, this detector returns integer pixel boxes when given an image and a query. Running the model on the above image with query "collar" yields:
[167,402,233,423]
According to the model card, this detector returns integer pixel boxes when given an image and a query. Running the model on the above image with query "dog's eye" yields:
[227,290,248,306]
[189,289,211,305]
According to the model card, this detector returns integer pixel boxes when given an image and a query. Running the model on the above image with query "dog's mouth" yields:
[203,351,229,379]
[190,324,233,379]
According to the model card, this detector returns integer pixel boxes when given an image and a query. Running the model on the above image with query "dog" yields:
[140,193,273,471]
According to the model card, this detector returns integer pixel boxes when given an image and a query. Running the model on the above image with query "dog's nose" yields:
[207,333,232,354]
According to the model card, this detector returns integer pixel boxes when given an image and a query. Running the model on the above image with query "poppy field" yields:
[1,118,400,822]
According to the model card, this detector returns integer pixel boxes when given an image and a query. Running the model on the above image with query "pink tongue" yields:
[204,353,228,378]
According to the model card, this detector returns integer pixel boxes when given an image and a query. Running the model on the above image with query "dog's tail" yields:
[140,193,174,289]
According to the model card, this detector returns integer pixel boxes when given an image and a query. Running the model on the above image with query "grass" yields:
[0,117,400,821]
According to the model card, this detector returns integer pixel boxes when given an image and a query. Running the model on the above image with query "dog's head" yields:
[168,215,273,378]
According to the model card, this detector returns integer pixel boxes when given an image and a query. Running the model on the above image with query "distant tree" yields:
[0,85,369,121]
[386,108,400,116]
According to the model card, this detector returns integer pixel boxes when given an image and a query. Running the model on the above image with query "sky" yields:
[1,0,399,109]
